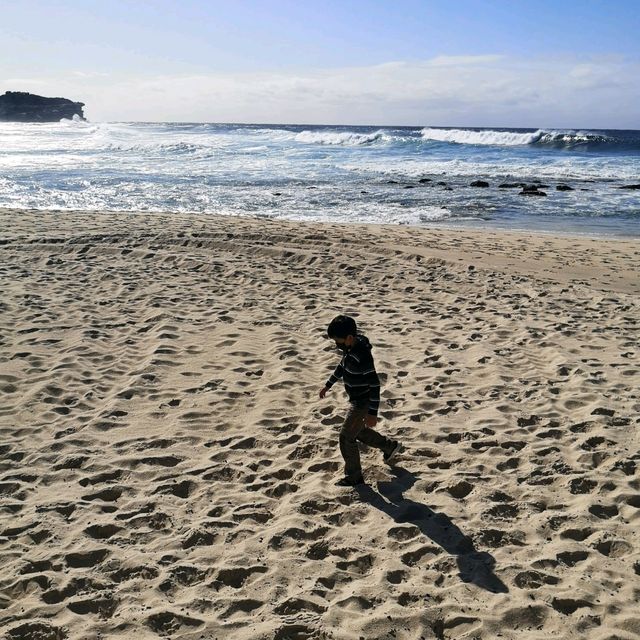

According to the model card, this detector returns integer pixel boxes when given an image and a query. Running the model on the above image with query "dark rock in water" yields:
[403,185,415,189]
[443,186,453,191]
[556,184,574,191]
[534,183,550,188]
[418,178,432,183]
[619,184,640,190]
[386,180,399,184]
[520,185,547,197]
[470,180,490,188]
[437,181,447,186]
[520,190,547,197]
[0,91,85,122]
[498,182,526,188]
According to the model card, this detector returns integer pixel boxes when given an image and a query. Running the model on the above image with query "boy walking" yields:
[319,315,401,486]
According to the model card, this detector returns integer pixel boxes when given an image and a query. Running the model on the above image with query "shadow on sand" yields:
[356,466,508,593]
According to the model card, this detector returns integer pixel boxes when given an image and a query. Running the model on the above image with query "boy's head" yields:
[327,315,357,352]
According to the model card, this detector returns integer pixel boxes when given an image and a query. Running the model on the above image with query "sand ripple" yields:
[1,209,639,639]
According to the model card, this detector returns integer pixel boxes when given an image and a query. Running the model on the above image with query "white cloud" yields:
[72,71,110,78]
[428,54,505,66]
[2,54,639,127]
[4,78,52,87]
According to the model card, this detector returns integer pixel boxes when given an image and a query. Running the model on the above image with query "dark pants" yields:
[339,403,393,479]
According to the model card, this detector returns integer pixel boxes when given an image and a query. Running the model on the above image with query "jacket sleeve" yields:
[363,353,381,417]
[325,362,344,389]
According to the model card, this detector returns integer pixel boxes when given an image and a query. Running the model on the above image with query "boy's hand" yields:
[366,415,377,428]
[319,386,329,399]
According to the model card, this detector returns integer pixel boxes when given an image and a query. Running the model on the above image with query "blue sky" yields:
[1,0,639,126]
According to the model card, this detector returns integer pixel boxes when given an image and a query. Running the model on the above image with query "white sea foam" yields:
[294,129,388,145]
[339,156,640,181]
[0,121,637,235]
[106,141,204,154]
[420,127,612,147]
[537,130,609,144]
[59,114,88,125]
[278,202,453,226]
[421,128,544,146]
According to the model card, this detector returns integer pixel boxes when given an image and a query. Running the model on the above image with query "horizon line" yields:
[63,120,640,132]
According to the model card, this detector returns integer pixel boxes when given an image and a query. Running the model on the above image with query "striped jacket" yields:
[325,334,381,416]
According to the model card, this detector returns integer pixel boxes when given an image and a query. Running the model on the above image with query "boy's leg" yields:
[339,404,367,479]
[357,426,395,454]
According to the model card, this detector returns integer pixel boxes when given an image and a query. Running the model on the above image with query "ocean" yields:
[1,120,639,237]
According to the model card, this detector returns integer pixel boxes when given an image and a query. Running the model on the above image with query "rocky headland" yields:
[0,91,85,122]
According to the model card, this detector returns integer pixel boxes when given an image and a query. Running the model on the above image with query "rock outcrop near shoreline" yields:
[0,91,85,122]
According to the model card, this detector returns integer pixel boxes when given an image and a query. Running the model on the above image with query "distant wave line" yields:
[419,127,613,147]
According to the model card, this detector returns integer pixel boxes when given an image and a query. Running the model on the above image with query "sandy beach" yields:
[1,208,639,640]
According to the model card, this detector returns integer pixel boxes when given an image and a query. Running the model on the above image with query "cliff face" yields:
[0,91,85,122]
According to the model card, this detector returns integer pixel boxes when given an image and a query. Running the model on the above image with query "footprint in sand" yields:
[268,526,329,550]
[274,597,326,616]
[559,527,595,541]
[181,529,217,549]
[213,565,268,589]
[84,523,122,539]
[273,624,319,640]
[265,482,299,498]
[446,480,474,499]
[484,504,519,520]
[160,565,207,590]
[569,478,598,495]
[386,569,408,584]
[81,486,125,502]
[146,611,203,634]
[297,499,338,516]
[588,504,618,519]
[551,598,594,615]
[514,570,560,589]
[110,565,159,583]
[67,596,119,618]
[593,539,632,558]
[476,529,526,548]
[6,622,68,640]
[556,550,589,566]
[220,599,264,619]
[400,546,441,566]
[153,480,194,499]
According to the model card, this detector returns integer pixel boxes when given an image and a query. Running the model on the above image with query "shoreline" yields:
[2,207,639,639]
[3,207,639,294]
[1,202,639,242]
[2,120,639,240]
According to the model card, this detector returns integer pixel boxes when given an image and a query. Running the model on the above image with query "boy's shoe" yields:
[335,475,365,487]
[383,441,402,464]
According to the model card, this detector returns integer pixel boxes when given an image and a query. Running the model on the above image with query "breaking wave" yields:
[420,127,615,148]
[292,126,621,150]
[294,129,389,146]
[0,120,637,236]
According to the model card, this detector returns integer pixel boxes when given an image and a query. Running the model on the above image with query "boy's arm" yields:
[364,356,381,417]
[325,363,344,389]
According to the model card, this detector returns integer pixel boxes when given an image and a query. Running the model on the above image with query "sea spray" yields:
[0,121,638,236]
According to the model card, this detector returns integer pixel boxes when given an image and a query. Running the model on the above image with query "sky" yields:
[1,0,639,127]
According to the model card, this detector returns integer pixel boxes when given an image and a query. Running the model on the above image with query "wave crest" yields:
[106,141,202,154]
[420,127,612,147]
[421,128,542,146]
[537,130,611,146]
[295,130,388,146]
